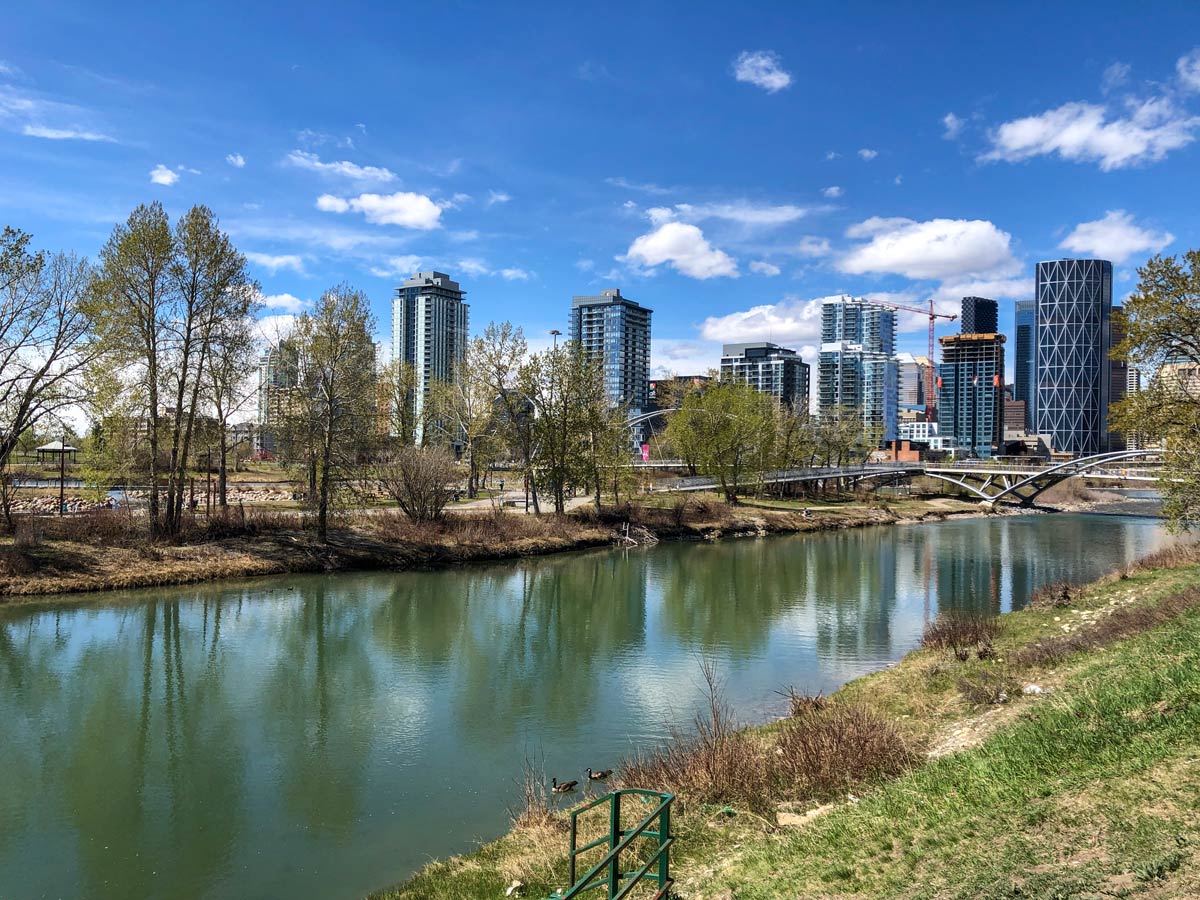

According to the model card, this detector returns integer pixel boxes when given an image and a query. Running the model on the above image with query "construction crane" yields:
[868,297,957,422]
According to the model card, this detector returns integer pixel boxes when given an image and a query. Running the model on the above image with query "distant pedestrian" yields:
[499,478,505,492]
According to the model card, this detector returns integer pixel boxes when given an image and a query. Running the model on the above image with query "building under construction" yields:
[937,332,1005,458]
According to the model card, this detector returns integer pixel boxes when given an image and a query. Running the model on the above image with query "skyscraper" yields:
[895,352,927,410]
[818,297,898,442]
[938,333,1006,457]
[569,288,652,410]
[720,342,810,409]
[1013,300,1036,430]
[960,296,998,335]
[1034,259,1113,455]
[391,271,470,439]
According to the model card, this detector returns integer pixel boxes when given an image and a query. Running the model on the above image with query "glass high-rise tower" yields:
[1033,259,1113,455]
[391,271,470,441]
[569,288,652,410]
[818,297,897,442]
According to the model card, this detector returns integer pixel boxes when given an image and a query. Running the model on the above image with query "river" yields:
[0,510,1180,899]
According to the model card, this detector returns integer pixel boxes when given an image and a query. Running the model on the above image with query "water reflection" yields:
[0,513,1177,900]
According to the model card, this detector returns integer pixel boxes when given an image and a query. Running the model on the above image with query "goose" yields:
[551,777,578,793]
[586,767,612,781]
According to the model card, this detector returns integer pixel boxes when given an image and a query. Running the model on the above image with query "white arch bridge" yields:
[652,450,1161,507]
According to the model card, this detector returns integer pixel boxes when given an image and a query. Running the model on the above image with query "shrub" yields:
[922,611,1002,661]
[774,705,918,800]
[0,546,35,575]
[779,686,827,717]
[617,660,774,814]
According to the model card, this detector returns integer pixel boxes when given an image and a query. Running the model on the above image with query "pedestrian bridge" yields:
[654,450,1161,507]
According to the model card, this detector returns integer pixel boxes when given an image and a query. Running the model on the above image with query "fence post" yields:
[658,797,671,887]
[607,791,621,896]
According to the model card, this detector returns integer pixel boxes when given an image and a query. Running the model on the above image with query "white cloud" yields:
[318,191,443,229]
[1177,48,1200,92]
[1102,62,1131,93]
[245,252,305,274]
[575,258,595,272]
[732,50,792,93]
[894,175,903,185]
[500,267,531,281]
[795,236,832,258]
[981,98,1199,171]
[226,152,246,168]
[625,222,738,279]
[297,129,355,150]
[942,112,964,140]
[929,277,1032,309]
[456,258,491,277]
[653,201,813,227]
[701,295,825,345]
[824,150,839,161]
[649,339,721,379]
[840,217,1018,280]
[486,189,511,205]
[315,193,349,212]
[749,260,781,277]
[22,124,115,141]
[857,148,878,160]
[284,149,396,183]
[369,255,424,278]
[0,61,17,77]
[822,185,843,198]
[1058,209,1174,264]
[257,291,308,314]
[149,164,179,186]
[450,229,479,242]
[252,314,298,346]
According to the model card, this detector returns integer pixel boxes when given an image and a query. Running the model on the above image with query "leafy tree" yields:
[90,203,255,536]
[1111,250,1200,530]
[665,380,777,503]
[276,284,377,541]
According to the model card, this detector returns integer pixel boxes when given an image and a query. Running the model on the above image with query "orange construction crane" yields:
[869,297,957,422]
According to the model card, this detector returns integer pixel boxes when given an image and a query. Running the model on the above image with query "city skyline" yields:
[2,4,1198,377]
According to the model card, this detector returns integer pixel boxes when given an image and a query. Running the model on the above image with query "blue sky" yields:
[2,1,1200,375]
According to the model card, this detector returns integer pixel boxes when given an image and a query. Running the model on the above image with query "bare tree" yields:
[206,308,260,506]
[426,337,498,497]
[0,230,97,492]
[374,445,460,521]
[477,322,540,512]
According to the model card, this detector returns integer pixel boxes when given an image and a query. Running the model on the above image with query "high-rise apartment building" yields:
[961,296,999,335]
[720,342,810,409]
[1013,300,1036,431]
[569,288,652,410]
[1034,259,1113,455]
[391,271,470,439]
[937,333,1006,457]
[818,297,897,442]
[254,347,289,455]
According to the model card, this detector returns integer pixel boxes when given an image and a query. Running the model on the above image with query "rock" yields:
[505,880,524,897]
[1023,684,1045,695]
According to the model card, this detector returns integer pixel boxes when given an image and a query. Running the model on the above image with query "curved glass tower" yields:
[1034,259,1113,455]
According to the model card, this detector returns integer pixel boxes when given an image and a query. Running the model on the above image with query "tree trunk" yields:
[218,428,229,506]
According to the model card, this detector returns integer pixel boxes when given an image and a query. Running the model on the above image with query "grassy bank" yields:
[0,494,985,600]
[376,542,1200,900]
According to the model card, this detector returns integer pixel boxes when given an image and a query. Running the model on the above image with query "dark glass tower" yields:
[960,296,998,335]
[1013,300,1036,430]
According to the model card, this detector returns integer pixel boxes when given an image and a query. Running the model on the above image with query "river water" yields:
[0,511,1179,899]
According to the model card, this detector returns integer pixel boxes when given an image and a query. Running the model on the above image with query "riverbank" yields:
[376,540,1200,900]
[0,494,1002,600]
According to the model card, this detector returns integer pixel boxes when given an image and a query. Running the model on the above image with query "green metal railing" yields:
[549,789,675,900]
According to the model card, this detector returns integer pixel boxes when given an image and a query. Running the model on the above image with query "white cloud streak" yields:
[284,149,396,183]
